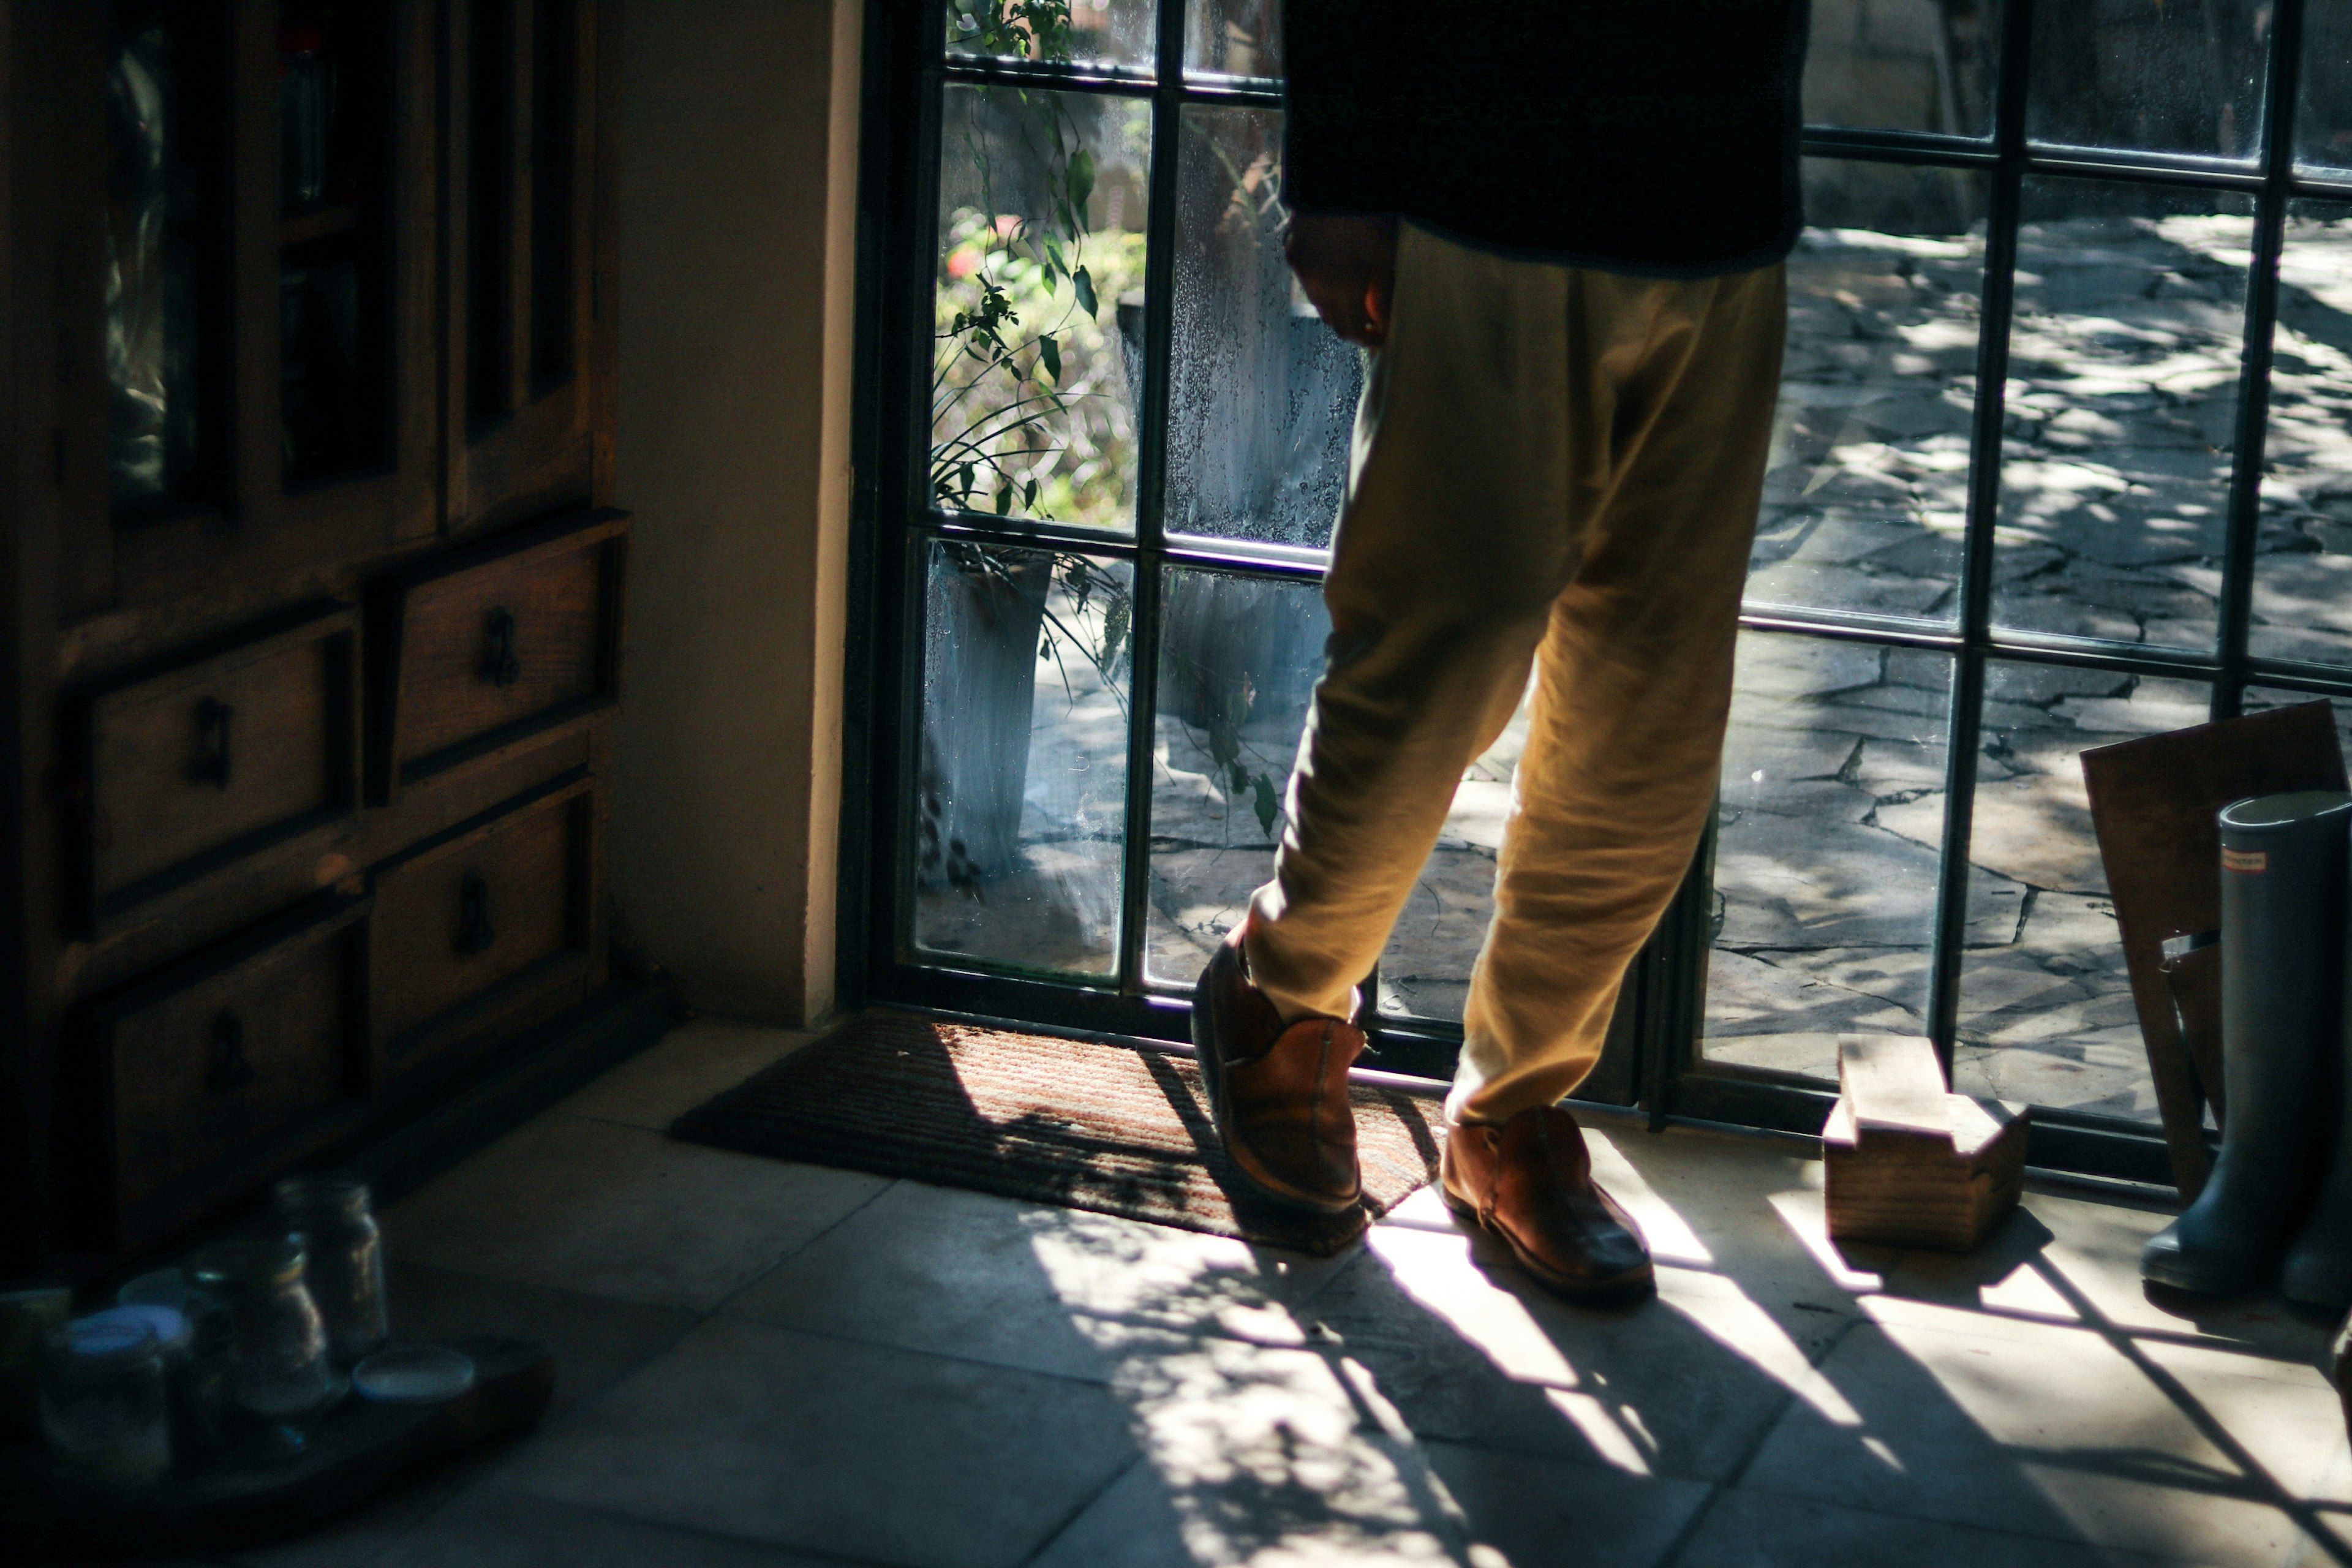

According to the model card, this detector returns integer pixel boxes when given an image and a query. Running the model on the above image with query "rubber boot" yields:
[2285,815,2352,1308]
[2143,790,2352,1295]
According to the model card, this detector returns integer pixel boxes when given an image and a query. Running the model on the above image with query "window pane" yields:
[2027,0,2267,160]
[1803,0,1996,137]
[934,85,1151,530]
[2252,202,2352,667]
[1993,180,2255,652]
[2243,688,2352,756]
[1953,667,2212,1122]
[948,0,1156,72]
[911,541,1134,980]
[1751,160,1988,623]
[1165,105,1359,549]
[1375,685,1533,1024]
[2302,0,2352,172]
[1703,634,1975,1083]
[1145,568,1329,987]
[1186,0,1281,78]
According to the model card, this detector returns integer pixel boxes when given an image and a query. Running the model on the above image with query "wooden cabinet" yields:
[367,507,624,799]
[85,894,371,1253]
[0,1,623,1275]
[372,770,597,1087]
[64,602,358,931]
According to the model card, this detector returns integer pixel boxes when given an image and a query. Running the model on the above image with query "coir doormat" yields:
[668,1011,1444,1256]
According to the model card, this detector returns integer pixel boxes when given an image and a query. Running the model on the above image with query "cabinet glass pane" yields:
[1992,179,2255,652]
[948,0,1156,72]
[2302,0,2352,173]
[2252,203,2352,667]
[1186,0,1281,79]
[2028,0,2267,160]
[1953,666,2211,1123]
[935,85,1151,531]
[279,1,393,487]
[530,0,578,391]
[1803,0,1996,137]
[1750,160,1988,623]
[1703,634,1964,1084]
[1165,105,1358,549]
[911,541,1134,980]
[108,2,228,514]
[1145,568,1329,988]
[467,0,514,428]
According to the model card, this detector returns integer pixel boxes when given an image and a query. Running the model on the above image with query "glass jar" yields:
[273,1175,388,1364]
[117,1268,232,1464]
[0,1285,72,1446]
[277,24,336,211]
[188,1235,341,1453]
[37,1313,172,1487]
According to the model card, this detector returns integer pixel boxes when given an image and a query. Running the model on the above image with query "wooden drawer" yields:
[371,769,597,1084]
[65,604,360,932]
[367,508,626,801]
[88,895,370,1252]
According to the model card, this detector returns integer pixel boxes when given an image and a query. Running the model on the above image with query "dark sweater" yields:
[1283,0,1811,277]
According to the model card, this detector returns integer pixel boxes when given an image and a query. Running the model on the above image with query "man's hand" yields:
[1286,213,1398,348]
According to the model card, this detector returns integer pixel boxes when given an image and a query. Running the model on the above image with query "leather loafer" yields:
[1441,1106,1654,1302]
[1191,929,1365,1214]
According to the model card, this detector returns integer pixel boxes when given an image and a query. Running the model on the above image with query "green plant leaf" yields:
[1072,265,1098,317]
[1023,477,1039,509]
[996,483,1014,516]
[1067,148,1095,216]
[1252,776,1280,838]
[1037,334,1061,383]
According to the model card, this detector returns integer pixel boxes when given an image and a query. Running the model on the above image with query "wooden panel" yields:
[1823,1036,2029,1253]
[2081,701,2346,1199]
[91,894,369,1250]
[367,507,624,798]
[67,603,360,930]
[369,771,592,1078]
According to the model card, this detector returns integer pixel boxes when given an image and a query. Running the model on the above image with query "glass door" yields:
[851,0,2352,1181]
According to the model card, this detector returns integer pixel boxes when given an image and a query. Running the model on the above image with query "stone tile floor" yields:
[79,1015,2352,1568]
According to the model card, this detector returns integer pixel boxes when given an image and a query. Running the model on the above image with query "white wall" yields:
[608,0,861,1023]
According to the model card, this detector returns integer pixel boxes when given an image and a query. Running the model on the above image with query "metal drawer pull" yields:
[206,1009,256,1093]
[483,608,522,688]
[456,869,497,956]
[192,697,234,789]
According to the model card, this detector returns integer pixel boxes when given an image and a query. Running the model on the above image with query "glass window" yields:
[1165,104,1357,549]
[948,0,1158,72]
[2028,0,2269,160]
[934,85,1152,530]
[911,541,1135,980]
[2301,0,2352,172]
[1994,179,2256,653]
[1953,666,2212,1121]
[1751,160,1990,623]
[1803,0,1997,137]
[2252,202,2352,667]
[1703,632,1955,1084]
[1186,0,1280,79]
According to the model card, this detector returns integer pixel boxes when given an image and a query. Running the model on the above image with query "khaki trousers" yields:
[1242,224,1786,1126]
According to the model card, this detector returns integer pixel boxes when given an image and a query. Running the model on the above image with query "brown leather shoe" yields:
[1191,929,1365,1213]
[1441,1106,1654,1302]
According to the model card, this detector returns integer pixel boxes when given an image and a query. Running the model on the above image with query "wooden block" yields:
[1823,1034,2031,1253]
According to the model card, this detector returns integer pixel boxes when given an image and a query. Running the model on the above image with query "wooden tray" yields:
[0,1335,550,1560]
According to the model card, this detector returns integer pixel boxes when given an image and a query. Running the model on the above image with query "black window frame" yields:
[842,0,2348,1186]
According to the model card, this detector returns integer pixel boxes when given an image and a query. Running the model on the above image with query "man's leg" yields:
[1195,224,1687,1213]
[1452,263,1789,1126]
[1239,225,1640,1025]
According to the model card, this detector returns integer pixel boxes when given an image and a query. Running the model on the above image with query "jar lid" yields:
[274,1174,372,1217]
[189,1234,307,1290]
[352,1344,475,1404]
[58,1313,159,1361]
[87,1303,190,1355]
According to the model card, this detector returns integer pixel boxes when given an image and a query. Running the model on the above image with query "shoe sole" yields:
[1439,1183,1656,1305]
[1193,985,1361,1217]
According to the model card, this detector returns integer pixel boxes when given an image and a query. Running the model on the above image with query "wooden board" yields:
[0,1335,550,1560]
[2081,701,2345,1198]
[1824,1034,2030,1253]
